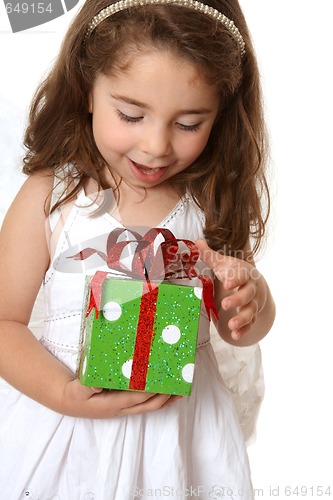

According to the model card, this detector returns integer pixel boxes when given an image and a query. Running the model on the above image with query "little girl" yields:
[0,0,275,498]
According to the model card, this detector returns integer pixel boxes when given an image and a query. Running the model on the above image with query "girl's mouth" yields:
[129,159,168,182]
[134,163,162,175]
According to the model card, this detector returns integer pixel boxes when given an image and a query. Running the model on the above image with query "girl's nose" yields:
[140,125,173,158]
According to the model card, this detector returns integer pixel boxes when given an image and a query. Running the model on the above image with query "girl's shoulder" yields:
[18,163,77,205]
[17,168,54,195]
[4,170,54,223]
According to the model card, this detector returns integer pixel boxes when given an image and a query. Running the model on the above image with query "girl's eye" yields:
[116,110,201,132]
[117,110,143,124]
[177,122,201,132]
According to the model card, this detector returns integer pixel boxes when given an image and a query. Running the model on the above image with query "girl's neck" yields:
[84,170,183,228]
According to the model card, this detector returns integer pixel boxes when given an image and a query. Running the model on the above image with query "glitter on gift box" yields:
[78,277,202,395]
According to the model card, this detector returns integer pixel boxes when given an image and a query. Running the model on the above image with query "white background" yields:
[1,1,332,498]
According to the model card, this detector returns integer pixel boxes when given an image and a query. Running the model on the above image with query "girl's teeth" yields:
[138,166,161,175]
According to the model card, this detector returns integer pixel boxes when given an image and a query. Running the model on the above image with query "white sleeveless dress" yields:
[0,184,262,500]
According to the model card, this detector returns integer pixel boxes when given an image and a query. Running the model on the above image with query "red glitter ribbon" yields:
[71,228,218,390]
[129,281,159,390]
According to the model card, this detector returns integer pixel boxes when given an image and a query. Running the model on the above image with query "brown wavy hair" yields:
[23,0,270,257]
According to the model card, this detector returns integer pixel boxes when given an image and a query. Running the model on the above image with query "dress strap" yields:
[48,179,65,232]
[48,165,80,232]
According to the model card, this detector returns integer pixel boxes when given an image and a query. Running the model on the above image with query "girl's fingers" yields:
[195,239,258,291]
[195,238,231,282]
[118,393,181,415]
[222,282,257,310]
[231,316,257,340]
[90,386,103,394]
[223,267,250,290]
[195,238,224,272]
[228,303,258,333]
[223,265,261,291]
[65,379,181,418]
[160,395,183,409]
[109,390,157,408]
[88,387,181,416]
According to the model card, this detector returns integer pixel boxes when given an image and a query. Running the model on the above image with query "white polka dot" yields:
[182,363,195,383]
[122,359,133,379]
[193,287,202,300]
[103,301,122,321]
[82,356,87,376]
[162,325,181,344]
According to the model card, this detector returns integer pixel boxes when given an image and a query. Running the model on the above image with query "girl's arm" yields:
[0,174,180,417]
[195,239,275,347]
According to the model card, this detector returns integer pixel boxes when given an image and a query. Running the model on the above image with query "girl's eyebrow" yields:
[110,93,213,115]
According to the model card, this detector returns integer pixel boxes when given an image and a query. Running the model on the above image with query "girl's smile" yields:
[129,159,168,181]
[89,49,219,191]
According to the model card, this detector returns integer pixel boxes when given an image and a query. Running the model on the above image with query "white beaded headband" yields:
[85,0,246,57]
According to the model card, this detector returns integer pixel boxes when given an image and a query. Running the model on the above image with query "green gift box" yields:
[78,275,203,396]
[71,228,218,396]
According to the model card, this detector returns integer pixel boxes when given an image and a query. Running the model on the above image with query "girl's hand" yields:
[195,238,267,343]
[61,378,182,418]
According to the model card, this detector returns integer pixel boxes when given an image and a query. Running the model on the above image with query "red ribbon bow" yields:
[71,227,218,321]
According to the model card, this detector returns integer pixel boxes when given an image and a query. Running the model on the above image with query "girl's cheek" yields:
[183,135,210,161]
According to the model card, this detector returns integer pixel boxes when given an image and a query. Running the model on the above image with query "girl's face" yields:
[89,49,219,190]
